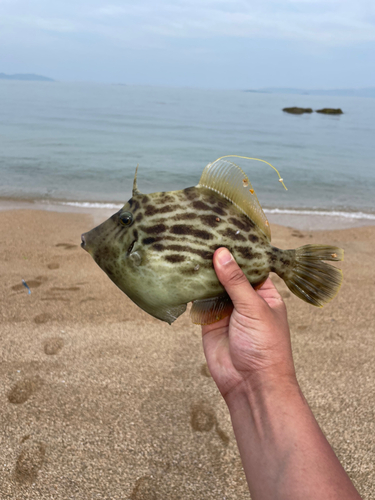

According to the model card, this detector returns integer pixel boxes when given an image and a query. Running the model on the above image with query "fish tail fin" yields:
[282,245,344,307]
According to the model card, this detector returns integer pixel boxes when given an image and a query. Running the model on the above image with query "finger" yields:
[202,315,230,337]
[213,248,264,316]
[256,277,286,311]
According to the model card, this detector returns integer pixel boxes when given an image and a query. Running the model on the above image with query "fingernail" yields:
[216,248,233,265]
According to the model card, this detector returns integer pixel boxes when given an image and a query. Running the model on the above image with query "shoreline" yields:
[1,197,375,231]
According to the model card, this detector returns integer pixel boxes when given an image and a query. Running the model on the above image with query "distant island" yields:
[0,73,54,82]
[244,87,375,98]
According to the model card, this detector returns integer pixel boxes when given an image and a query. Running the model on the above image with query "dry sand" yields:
[0,209,374,499]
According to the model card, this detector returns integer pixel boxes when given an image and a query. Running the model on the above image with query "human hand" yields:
[202,248,297,401]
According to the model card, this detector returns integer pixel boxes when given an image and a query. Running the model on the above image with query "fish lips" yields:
[81,233,87,251]
[81,232,95,257]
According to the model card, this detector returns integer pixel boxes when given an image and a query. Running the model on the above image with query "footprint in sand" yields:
[291,231,305,239]
[297,325,308,332]
[41,285,80,303]
[7,376,43,404]
[43,337,64,355]
[47,263,60,270]
[190,403,216,432]
[49,286,80,292]
[215,425,230,446]
[14,439,46,483]
[80,296,96,304]
[55,243,78,250]
[34,313,51,324]
[11,276,47,292]
[130,476,157,500]
[190,402,230,446]
[200,363,212,378]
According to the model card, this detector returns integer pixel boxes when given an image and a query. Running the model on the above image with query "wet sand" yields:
[0,209,374,499]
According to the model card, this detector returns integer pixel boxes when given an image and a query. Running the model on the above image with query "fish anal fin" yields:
[190,295,233,325]
[197,159,271,240]
[252,277,268,290]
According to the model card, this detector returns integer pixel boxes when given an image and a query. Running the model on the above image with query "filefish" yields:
[81,159,344,325]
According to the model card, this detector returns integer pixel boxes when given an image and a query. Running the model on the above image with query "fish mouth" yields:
[81,233,87,250]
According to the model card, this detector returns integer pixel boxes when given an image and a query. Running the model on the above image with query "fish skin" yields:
[81,185,291,324]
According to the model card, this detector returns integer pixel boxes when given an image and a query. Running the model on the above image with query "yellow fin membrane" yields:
[197,159,271,240]
[190,295,234,325]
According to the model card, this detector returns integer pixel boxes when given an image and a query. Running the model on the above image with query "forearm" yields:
[225,377,362,500]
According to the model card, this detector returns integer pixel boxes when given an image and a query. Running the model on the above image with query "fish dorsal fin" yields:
[132,164,142,196]
[190,295,234,325]
[197,159,271,240]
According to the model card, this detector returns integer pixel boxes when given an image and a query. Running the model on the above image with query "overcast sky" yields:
[1,0,374,89]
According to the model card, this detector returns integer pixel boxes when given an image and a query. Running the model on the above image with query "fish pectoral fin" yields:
[190,295,233,325]
[157,303,187,325]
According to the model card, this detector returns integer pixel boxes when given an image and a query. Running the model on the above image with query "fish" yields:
[81,158,344,325]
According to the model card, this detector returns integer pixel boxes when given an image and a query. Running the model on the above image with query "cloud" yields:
[85,0,375,45]
[1,0,374,47]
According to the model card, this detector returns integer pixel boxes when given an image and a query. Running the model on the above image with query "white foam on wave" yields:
[60,201,123,209]
[57,200,375,220]
[264,208,375,220]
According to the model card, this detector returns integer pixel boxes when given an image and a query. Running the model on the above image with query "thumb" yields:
[213,248,263,316]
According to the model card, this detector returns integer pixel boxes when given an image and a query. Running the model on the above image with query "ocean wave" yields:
[58,201,375,220]
[60,201,123,209]
[264,208,375,220]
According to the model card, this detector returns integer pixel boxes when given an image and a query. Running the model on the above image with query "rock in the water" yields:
[282,107,313,114]
[316,108,343,115]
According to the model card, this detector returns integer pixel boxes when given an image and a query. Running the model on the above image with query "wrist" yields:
[224,368,301,415]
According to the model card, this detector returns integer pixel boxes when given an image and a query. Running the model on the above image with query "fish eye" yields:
[119,212,133,227]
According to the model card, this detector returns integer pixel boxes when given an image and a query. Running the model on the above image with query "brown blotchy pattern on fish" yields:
[170,225,213,240]
[183,187,199,200]
[267,251,278,265]
[165,244,213,260]
[132,200,140,213]
[142,237,159,245]
[193,201,211,211]
[219,228,247,242]
[212,206,227,217]
[142,224,167,235]
[248,234,260,243]
[135,212,143,223]
[145,204,180,216]
[156,194,175,205]
[165,254,186,263]
[200,215,223,227]
[280,257,291,266]
[236,247,263,260]
[229,216,255,232]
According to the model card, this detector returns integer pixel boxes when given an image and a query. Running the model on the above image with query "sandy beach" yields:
[0,207,374,499]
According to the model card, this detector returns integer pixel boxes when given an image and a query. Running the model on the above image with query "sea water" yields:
[1,81,374,221]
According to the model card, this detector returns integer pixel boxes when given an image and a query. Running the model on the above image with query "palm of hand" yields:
[202,278,291,399]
